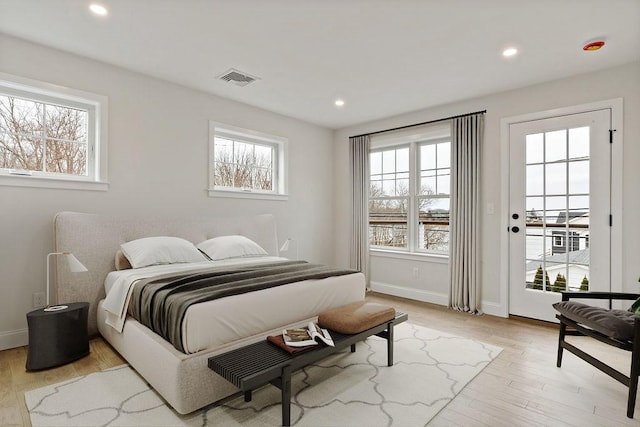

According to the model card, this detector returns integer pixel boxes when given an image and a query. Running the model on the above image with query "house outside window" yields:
[208,122,288,200]
[368,123,451,255]
[0,73,108,191]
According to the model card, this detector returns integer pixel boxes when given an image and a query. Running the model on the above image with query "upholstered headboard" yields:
[53,212,279,335]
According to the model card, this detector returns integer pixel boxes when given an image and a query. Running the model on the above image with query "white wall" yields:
[333,61,640,317]
[0,35,336,350]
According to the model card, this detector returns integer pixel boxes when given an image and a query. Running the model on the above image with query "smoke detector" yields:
[217,68,260,87]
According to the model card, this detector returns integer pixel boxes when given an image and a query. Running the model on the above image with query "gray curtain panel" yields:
[449,113,484,313]
[349,135,371,287]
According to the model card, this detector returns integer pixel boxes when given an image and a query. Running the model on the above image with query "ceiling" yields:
[0,0,638,129]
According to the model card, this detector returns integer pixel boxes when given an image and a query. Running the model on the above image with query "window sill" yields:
[0,174,109,191]
[370,248,449,264]
[207,189,289,201]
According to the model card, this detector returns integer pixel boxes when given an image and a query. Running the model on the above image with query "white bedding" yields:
[102,256,285,332]
[102,258,365,354]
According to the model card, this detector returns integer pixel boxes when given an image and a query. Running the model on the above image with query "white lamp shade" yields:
[279,238,298,260]
[64,253,88,272]
[46,252,88,307]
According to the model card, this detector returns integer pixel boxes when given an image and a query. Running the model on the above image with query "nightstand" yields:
[25,302,90,371]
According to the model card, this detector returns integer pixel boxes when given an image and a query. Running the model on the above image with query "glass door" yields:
[508,109,611,322]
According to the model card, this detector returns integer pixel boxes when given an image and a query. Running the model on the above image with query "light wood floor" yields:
[2,292,638,426]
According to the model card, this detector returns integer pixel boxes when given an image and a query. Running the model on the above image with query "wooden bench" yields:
[208,311,408,426]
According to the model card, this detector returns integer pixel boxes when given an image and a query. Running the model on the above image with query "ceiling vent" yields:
[217,68,259,87]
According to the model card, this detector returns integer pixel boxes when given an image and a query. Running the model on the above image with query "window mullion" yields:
[41,103,47,173]
[271,145,277,191]
[408,141,417,252]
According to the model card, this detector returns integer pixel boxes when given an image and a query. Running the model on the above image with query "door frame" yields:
[499,99,623,318]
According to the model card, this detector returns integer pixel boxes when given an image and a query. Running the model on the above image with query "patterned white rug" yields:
[25,323,501,426]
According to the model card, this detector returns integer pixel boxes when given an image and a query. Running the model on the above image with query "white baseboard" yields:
[370,281,449,306]
[370,281,508,318]
[0,328,28,351]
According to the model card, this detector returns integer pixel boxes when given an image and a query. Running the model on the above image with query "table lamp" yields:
[46,252,88,311]
[279,238,298,260]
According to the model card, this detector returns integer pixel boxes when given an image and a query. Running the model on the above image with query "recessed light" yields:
[502,47,518,57]
[334,99,345,107]
[583,40,605,51]
[89,4,108,16]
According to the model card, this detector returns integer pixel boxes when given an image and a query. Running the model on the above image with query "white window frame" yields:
[553,235,564,247]
[208,121,288,200]
[369,122,451,257]
[0,72,108,191]
[416,138,451,254]
[369,144,411,250]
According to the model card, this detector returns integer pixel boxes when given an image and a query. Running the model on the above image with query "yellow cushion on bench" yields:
[318,301,396,334]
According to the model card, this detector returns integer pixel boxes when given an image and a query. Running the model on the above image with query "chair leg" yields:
[557,320,567,368]
[629,362,638,418]
[628,322,640,418]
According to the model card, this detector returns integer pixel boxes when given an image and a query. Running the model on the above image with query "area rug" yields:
[25,323,501,426]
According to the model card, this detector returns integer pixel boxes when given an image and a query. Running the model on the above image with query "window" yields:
[0,72,108,190]
[1,97,88,175]
[209,122,287,200]
[369,123,451,255]
[418,141,451,252]
[369,146,410,248]
[553,235,564,247]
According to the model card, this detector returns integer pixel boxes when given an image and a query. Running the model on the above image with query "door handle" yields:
[512,226,520,233]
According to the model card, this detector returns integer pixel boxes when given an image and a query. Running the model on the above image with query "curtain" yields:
[349,135,370,287]
[449,113,484,313]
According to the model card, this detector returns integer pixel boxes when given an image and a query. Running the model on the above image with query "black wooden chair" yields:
[553,292,640,418]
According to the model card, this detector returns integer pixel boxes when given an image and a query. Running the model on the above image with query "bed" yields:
[53,212,365,414]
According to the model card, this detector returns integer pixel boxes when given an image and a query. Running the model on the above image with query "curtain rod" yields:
[349,109,487,139]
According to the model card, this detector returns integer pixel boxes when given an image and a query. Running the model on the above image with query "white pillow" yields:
[120,236,208,269]
[197,235,268,261]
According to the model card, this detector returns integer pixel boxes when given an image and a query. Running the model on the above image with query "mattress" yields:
[103,258,366,354]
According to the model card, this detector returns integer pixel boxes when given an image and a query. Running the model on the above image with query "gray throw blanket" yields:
[129,260,357,353]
